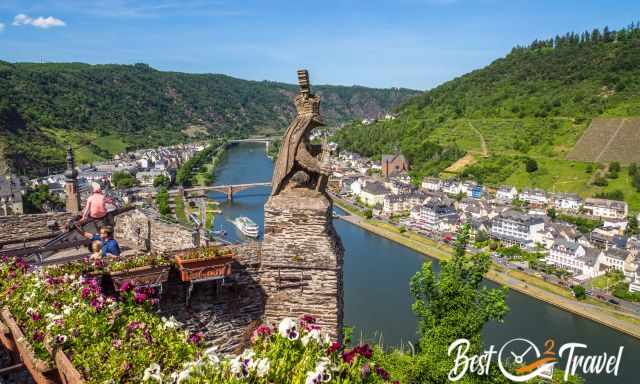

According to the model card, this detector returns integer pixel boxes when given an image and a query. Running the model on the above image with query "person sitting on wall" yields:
[82,182,114,225]
[78,225,121,257]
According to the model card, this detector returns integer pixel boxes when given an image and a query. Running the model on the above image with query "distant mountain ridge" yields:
[0,61,419,174]
[335,23,640,211]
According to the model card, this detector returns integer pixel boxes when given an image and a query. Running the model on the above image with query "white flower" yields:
[142,363,162,382]
[229,357,247,378]
[240,349,255,361]
[62,305,72,316]
[161,316,181,330]
[278,318,299,340]
[203,346,220,364]
[301,329,322,346]
[254,358,270,378]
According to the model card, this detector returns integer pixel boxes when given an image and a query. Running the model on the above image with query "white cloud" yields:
[12,13,32,26]
[12,14,66,29]
[31,16,66,28]
[0,23,4,33]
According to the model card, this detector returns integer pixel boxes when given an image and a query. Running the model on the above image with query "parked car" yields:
[608,299,620,305]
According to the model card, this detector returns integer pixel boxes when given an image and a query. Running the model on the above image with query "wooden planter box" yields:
[175,254,233,282]
[109,265,171,291]
[0,314,18,363]
[52,348,85,384]
[0,308,60,384]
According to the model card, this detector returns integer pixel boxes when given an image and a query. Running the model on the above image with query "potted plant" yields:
[106,253,171,291]
[174,246,234,282]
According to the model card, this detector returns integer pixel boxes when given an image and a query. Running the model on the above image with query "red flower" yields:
[326,341,342,355]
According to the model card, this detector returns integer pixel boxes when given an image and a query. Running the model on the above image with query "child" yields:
[90,240,102,260]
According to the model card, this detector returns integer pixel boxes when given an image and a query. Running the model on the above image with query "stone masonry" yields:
[114,209,197,254]
[261,189,344,339]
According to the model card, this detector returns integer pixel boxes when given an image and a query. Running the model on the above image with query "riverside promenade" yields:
[334,200,640,340]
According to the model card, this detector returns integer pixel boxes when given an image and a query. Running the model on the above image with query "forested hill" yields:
[335,23,640,209]
[0,61,418,174]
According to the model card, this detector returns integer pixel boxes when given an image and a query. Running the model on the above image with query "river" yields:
[209,142,639,383]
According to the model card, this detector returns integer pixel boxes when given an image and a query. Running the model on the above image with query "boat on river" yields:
[231,216,260,238]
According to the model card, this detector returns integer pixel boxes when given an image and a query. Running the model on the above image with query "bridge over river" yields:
[142,182,272,200]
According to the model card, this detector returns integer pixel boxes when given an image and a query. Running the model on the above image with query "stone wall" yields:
[159,243,264,353]
[0,212,74,244]
[261,190,344,339]
[114,209,197,254]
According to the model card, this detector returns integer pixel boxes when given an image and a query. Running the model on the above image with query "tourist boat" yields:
[231,216,260,238]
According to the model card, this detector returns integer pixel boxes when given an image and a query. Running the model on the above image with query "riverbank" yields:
[333,198,640,339]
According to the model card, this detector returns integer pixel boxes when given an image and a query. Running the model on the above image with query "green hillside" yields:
[335,23,640,211]
[0,61,418,174]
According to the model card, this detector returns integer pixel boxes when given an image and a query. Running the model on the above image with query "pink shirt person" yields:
[82,183,113,220]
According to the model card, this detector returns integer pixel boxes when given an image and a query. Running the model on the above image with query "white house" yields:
[583,198,628,219]
[421,177,442,192]
[601,248,630,272]
[442,180,462,195]
[553,193,582,212]
[490,210,545,249]
[629,265,640,293]
[359,181,389,207]
[350,179,363,196]
[412,199,458,232]
[545,240,604,279]
[496,186,518,202]
[518,188,548,206]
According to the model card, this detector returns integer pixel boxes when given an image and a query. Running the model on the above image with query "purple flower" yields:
[127,321,141,331]
[119,281,134,292]
[30,312,41,321]
[375,367,390,380]
[355,344,373,359]
[133,292,148,304]
[32,330,44,342]
[188,332,204,345]
[360,363,371,379]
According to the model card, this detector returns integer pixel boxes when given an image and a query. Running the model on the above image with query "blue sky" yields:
[0,1,638,89]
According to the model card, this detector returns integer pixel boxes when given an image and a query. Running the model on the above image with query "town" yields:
[328,148,640,300]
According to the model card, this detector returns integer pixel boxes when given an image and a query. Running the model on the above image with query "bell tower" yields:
[64,145,81,213]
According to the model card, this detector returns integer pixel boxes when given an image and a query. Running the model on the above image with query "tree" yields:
[629,163,638,177]
[364,209,373,219]
[627,215,639,236]
[408,224,509,382]
[547,207,557,219]
[153,174,171,188]
[475,229,489,243]
[23,185,63,213]
[593,176,608,187]
[156,187,170,215]
[525,158,538,173]
[572,285,586,300]
[609,161,621,173]
[111,171,137,189]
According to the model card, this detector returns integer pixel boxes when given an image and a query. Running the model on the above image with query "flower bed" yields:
[106,254,171,291]
[174,246,234,282]
[0,256,199,383]
[146,316,397,384]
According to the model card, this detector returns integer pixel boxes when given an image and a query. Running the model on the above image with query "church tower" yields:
[64,145,81,213]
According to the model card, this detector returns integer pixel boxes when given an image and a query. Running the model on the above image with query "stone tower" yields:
[64,145,81,213]
[261,70,344,338]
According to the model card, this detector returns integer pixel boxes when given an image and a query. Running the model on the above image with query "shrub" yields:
[525,158,538,173]
[572,285,586,300]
